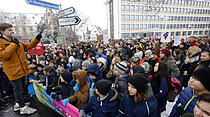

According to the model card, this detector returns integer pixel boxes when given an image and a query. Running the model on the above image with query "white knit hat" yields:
[68,56,75,63]
[97,57,106,66]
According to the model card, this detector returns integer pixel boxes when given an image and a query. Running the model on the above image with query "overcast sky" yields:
[0,0,108,29]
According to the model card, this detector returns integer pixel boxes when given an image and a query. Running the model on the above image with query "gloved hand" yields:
[73,83,80,93]
[36,33,42,40]
[62,98,70,107]
[12,38,20,47]
[79,109,86,117]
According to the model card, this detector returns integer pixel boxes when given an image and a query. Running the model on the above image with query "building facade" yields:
[105,0,210,39]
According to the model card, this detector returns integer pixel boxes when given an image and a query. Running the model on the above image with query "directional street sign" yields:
[59,7,75,18]
[25,0,60,10]
[58,16,81,26]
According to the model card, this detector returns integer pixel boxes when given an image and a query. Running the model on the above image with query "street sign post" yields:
[58,16,81,26]
[59,7,75,18]
[25,0,60,10]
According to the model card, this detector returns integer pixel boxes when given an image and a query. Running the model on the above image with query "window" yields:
[139,15,143,21]
[148,24,151,29]
[131,5,135,11]
[121,5,125,11]
[121,24,125,30]
[131,24,135,30]
[126,24,130,30]
[126,14,130,20]
[143,15,147,21]
[143,24,147,29]
[131,15,135,20]
[135,15,139,21]
[121,14,125,20]
[125,5,130,11]
[136,5,139,11]
[135,24,139,30]
[140,24,143,30]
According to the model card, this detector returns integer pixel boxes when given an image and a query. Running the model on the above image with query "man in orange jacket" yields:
[0,23,42,114]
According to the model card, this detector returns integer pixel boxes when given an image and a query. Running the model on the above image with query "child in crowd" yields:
[79,79,120,117]
[63,70,90,109]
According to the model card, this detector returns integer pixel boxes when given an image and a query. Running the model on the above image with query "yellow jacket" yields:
[0,36,40,81]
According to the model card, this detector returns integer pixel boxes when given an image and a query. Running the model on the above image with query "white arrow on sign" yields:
[59,7,75,17]
[58,16,81,26]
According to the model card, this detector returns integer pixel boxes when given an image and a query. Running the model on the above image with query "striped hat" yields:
[114,62,127,74]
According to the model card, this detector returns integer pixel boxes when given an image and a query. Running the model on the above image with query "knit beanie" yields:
[95,79,112,95]
[68,56,75,63]
[128,73,149,93]
[39,55,45,61]
[61,71,73,83]
[82,60,91,69]
[160,48,171,57]
[59,61,68,69]
[145,50,153,56]
[134,53,143,60]
[59,51,65,55]
[192,68,210,91]
[97,57,106,66]
[114,62,127,74]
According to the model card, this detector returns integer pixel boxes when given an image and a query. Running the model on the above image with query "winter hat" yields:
[39,55,45,61]
[145,50,153,56]
[97,57,106,66]
[114,61,127,74]
[72,59,81,70]
[192,68,210,91]
[61,71,73,83]
[37,62,45,68]
[68,56,75,63]
[82,60,91,69]
[134,52,143,60]
[128,73,149,93]
[132,66,145,74]
[59,51,65,55]
[59,61,68,69]
[87,44,91,48]
[160,48,171,57]
[95,79,112,95]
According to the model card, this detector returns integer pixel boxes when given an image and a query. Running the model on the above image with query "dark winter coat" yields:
[119,94,160,117]
[61,82,73,99]
[114,75,129,98]
[81,89,120,117]
[169,87,198,117]
[144,55,157,74]
[151,77,168,111]
[194,60,210,71]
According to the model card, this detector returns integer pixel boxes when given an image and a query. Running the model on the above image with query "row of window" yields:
[121,14,210,22]
[121,30,209,38]
[121,23,210,30]
[122,0,210,7]
[121,4,210,14]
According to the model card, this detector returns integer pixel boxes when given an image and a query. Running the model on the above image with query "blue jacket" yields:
[120,94,160,117]
[151,78,168,110]
[81,89,120,117]
[169,87,198,117]
[87,64,103,98]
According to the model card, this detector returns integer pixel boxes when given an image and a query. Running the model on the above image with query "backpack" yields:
[167,77,181,102]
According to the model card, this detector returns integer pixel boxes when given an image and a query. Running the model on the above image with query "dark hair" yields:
[0,23,13,31]
[201,49,210,56]
[44,66,53,72]
[151,62,168,86]
[198,92,210,103]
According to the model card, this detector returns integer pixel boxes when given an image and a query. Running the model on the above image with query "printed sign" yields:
[29,42,44,55]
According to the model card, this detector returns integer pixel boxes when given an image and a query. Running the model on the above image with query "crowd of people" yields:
[0,23,210,117]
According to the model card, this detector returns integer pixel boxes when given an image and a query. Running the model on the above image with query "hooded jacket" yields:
[119,84,159,117]
[81,89,120,117]
[169,87,198,117]
[0,36,40,81]
[70,70,90,109]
